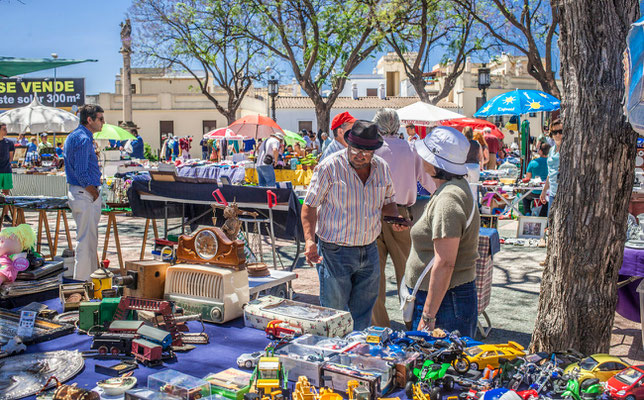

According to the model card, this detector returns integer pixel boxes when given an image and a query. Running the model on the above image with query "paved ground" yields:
[20,208,644,362]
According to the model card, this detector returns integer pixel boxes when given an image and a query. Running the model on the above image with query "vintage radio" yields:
[163,264,249,324]
[115,260,171,300]
[175,227,246,270]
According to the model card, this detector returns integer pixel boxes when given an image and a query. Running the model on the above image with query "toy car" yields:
[564,354,629,383]
[464,342,526,370]
[265,320,303,340]
[0,337,26,357]
[237,351,263,369]
[605,365,644,400]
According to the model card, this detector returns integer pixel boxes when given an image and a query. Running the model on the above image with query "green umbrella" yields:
[94,124,136,141]
[283,130,306,147]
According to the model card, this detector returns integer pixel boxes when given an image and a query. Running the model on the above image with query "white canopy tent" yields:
[0,96,79,134]
[396,101,464,127]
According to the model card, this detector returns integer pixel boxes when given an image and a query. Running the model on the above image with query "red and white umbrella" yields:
[440,117,505,140]
[228,115,284,139]
[204,127,245,140]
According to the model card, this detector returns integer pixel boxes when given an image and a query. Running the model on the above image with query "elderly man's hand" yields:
[392,223,409,232]
[304,240,323,266]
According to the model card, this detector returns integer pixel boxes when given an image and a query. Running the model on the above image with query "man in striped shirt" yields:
[302,120,408,330]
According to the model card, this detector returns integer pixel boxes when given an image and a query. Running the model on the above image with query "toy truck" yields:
[265,320,303,340]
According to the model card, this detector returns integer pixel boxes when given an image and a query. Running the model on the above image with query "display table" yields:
[17,297,272,399]
[617,246,644,322]
[245,168,314,187]
[128,175,303,242]
[478,183,544,216]
[17,296,404,400]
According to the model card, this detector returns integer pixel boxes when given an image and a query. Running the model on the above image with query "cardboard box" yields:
[243,296,353,337]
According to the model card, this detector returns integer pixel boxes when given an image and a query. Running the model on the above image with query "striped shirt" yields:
[319,139,344,161]
[304,149,395,246]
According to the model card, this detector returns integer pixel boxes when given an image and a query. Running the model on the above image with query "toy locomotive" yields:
[91,320,175,365]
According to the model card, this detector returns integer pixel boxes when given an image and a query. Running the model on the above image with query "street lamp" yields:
[268,76,279,122]
[478,63,491,103]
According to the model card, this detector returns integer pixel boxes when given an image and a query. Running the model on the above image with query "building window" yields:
[528,112,537,117]
[494,116,504,124]
[366,88,378,97]
[203,120,217,135]
[298,121,313,132]
[130,84,136,94]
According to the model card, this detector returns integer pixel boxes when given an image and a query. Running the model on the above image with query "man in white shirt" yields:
[406,123,420,142]
[372,109,436,327]
[256,132,284,187]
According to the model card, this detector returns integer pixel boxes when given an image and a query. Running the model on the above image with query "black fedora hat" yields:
[344,120,383,150]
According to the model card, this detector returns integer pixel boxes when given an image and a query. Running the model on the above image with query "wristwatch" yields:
[421,312,436,325]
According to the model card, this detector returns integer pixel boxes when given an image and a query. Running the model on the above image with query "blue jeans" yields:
[317,240,380,330]
[256,164,276,187]
[411,280,478,338]
[547,194,555,217]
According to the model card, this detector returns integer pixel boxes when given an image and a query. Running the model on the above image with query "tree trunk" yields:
[314,102,331,134]
[531,0,639,354]
[409,75,431,103]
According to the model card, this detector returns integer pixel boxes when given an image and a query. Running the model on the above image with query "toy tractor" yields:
[244,356,289,400]
[406,360,454,400]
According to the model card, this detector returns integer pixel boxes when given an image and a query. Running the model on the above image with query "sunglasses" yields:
[551,130,563,135]
[348,147,374,157]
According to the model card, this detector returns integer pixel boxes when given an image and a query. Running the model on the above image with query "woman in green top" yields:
[405,127,480,336]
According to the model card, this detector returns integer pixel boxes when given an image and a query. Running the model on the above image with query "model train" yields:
[91,321,175,365]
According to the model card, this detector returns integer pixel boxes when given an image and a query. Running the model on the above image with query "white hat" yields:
[273,132,285,140]
[483,127,492,133]
[414,126,470,175]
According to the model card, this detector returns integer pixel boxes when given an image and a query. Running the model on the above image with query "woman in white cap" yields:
[403,126,480,336]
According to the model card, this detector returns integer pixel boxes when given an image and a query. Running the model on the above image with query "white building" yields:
[88,68,265,158]
[274,95,460,134]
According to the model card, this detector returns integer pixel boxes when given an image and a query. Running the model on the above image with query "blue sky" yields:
[4,0,133,95]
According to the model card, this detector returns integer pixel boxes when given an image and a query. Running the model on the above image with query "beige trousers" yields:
[371,206,412,327]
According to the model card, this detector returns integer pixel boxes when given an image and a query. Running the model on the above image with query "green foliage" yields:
[243,0,382,97]
[144,143,158,161]
[130,0,270,123]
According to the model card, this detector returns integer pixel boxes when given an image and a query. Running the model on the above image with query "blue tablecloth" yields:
[479,227,501,257]
[617,247,644,322]
[17,297,266,399]
[18,297,406,399]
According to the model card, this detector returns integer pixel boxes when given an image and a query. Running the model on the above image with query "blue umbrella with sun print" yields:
[474,89,561,175]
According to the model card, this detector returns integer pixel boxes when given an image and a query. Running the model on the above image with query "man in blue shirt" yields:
[129,129,145,159]
[64,104,104,280]
[522,143,550,217]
